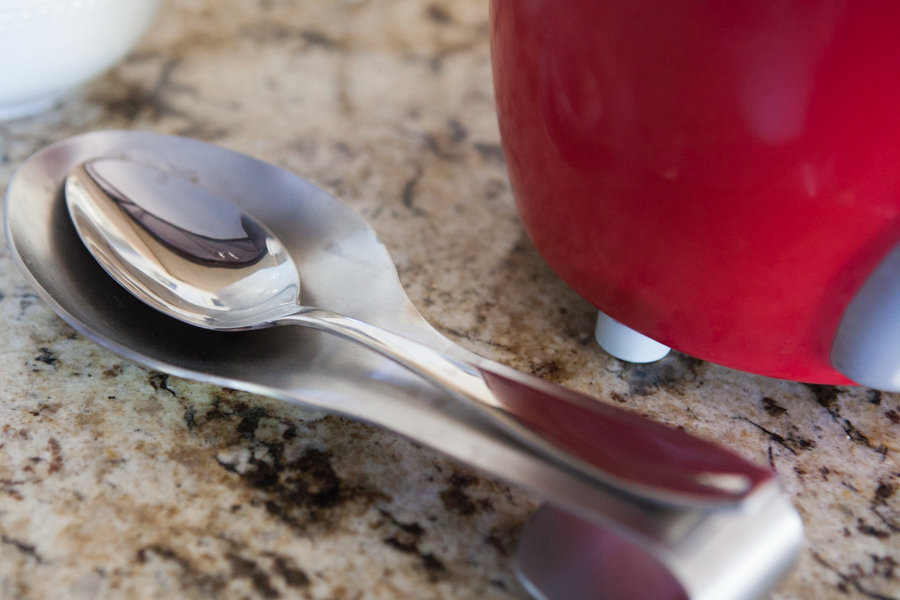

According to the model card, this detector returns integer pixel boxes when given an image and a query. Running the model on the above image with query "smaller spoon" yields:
[65,157,775,508]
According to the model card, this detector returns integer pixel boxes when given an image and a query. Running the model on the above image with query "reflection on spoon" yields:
[65,158,777,508]
[84,159,271,267]
[66,160,299,327]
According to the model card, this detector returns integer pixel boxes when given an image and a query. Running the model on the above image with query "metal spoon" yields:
[6,131,802,600]
[65,156,772,509]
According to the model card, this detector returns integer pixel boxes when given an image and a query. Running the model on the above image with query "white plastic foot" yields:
[595,311,670,363]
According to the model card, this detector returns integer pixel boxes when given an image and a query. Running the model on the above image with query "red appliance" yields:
[490,0,900,387]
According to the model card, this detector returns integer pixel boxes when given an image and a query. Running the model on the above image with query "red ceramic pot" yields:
[490,0,900,385]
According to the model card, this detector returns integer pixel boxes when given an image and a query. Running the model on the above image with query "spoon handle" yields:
[278,307,776,509]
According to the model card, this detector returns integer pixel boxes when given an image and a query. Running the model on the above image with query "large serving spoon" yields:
[6,131,802,600]
[64,155,771,509]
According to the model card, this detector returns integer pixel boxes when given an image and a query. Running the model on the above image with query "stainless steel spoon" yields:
[65,156,772,509]
[6,131,802,600]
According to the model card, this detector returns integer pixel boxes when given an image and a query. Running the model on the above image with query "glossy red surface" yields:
[490,0,900,383]
[479,366,774,505]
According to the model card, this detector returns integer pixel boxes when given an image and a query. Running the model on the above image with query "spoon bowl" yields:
[65,159,302,329]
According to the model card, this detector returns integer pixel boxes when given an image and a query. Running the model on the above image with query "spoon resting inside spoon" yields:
[65,157,775,509]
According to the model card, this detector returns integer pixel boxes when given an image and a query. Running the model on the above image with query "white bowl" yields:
[0,0,163,121]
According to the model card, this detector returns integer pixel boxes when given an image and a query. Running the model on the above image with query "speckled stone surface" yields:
[0,1,899,599]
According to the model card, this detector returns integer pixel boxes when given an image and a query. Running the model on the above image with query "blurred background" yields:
[0,1,898,599]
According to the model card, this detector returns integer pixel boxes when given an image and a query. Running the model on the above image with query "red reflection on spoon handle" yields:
[477,363,776,506]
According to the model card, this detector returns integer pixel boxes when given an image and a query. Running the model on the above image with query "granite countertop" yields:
[0,1,898,598]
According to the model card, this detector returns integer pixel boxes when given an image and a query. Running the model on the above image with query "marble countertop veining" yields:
[0,1,899,598]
